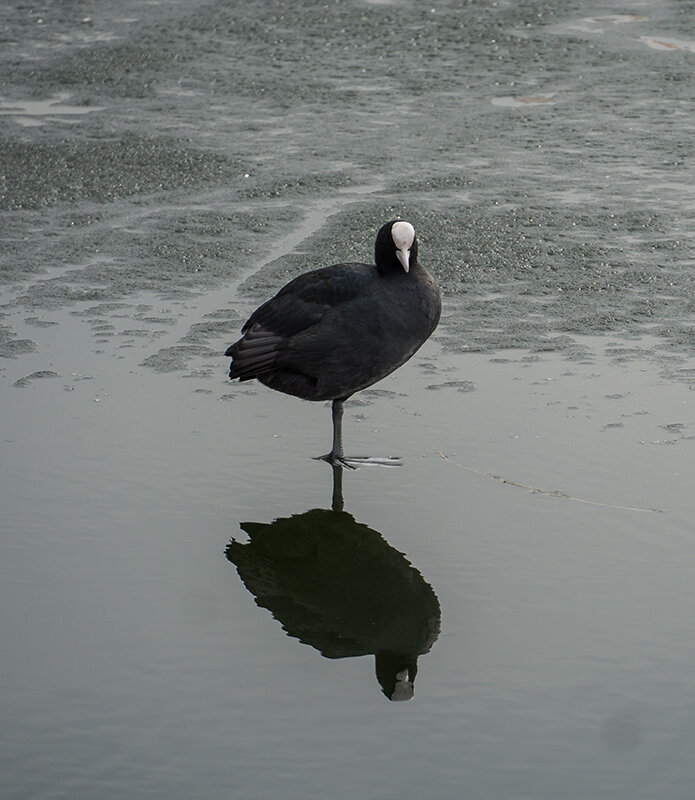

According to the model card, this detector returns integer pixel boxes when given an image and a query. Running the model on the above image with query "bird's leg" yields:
[331,398,345,461]
[314,398,402,469]
[315,399,355,468]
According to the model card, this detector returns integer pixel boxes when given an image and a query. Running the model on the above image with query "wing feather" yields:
[227,263,372,384]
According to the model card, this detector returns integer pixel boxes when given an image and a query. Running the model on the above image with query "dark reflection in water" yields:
[226,467,441,701]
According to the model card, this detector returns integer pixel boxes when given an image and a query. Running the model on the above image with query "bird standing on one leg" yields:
[226,219,441,467]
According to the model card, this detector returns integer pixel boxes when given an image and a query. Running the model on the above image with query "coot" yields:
[226,220,441,467]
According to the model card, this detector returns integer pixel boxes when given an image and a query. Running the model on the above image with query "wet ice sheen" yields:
[0,92,106,126]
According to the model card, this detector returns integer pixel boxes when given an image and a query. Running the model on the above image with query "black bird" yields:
[226,220,441,467]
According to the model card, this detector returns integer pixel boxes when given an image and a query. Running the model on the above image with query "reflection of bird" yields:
[226,468,441,701]
[225,220,441,467]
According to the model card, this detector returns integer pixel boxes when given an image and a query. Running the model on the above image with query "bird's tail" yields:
[226,326,281,381]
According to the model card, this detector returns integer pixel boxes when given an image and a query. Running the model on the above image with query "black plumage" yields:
[226,219,441,466]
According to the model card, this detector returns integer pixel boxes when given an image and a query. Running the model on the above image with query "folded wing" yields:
[227,264,368,384]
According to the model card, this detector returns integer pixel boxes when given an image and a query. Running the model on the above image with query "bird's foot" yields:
[314,453,402,470]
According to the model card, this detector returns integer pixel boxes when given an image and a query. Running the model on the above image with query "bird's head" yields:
[375,219,418,274]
